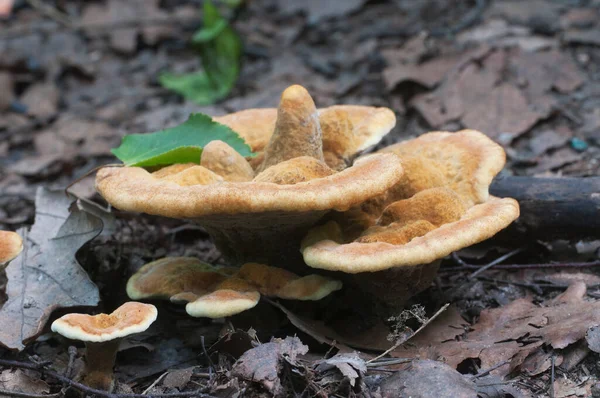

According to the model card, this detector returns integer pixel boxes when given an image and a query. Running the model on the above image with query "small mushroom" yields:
[51,302,157,391]
[126,257,342,318]
[0,231,22,270]
[96,85,402,267]
[200,140,255,182]
[301,130,520,306]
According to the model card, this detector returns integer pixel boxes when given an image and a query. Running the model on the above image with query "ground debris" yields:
[0,188,101,350]
[392,282,600,377]
[314,352,366,388]
[377,360,477,398]
[231,336,308,397]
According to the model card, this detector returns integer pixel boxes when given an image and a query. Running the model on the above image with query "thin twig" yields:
[366,358,413,368]
[470,360,510,379]
[25,0,73,27]
[442,260,600,273]
[0,358,216,398]
[142,372,169,395]
[550,355,555,398]
[468,248,525,278]
[367,303,450,364]
[0,389,61,398]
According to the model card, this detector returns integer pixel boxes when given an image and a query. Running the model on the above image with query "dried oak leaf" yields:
[411,50,548,139]
[0,188,101,350]
[0,369,50,395]
[378,360,477,398]
[231,336,308,397]
[314,352,366,387]
[392,283,600,376]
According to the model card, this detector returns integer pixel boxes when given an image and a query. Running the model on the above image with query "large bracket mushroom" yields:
[96,85,402,267]
[301,130,520,306]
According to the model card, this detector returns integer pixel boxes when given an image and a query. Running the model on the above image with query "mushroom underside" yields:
[196,210,327,270]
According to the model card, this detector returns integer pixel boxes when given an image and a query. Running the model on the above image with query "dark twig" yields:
[442,260,600,273]
[0,358,216,398]
[470,360,510,379]
[468,248,525,278]
[550,355,556,398]
[0,389,61,398]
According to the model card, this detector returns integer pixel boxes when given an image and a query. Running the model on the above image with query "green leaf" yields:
[111,113,253,167]
[159,0,242,105]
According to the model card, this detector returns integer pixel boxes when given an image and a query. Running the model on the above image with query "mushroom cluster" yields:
[126,257,342,318]
[95,84,519,313]
[301,130,520,305]
[96,85,402,266]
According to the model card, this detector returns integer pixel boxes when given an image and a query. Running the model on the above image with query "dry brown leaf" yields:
[511,50,584,96]
[231,336,308,397]
[554,377,594,398]
[0,189,101,350]
[0,369,50,395]
[392,283,600,376]
[20,82,60,119]
[383,54,461,90]
[162,368,194,389]
[378,360,477,398]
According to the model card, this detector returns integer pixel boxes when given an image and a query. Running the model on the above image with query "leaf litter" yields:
[0,188,101,350]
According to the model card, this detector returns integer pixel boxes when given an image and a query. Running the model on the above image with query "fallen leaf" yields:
[474,375,526,398]
[554,377,594,398]
[0,189,101,350]
[231,336,308,397]
[378,360,477,398]
[392,283,600,376]
[383,54,461,90]
[529,128,572,156]
[586,325,600,354]
[162,368,194,389]
[277,0,367,22]
[511,50,584,96]
[0,369,49,394]
[531,147,581,173]
[461,83,545,139]
[20,82,60,119]
[314,352,366,387]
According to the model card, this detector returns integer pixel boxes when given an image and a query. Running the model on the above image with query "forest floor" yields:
[1,0,600,397]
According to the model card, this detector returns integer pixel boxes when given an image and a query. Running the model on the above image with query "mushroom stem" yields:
[83,339,120,391]
[197,210,327,271]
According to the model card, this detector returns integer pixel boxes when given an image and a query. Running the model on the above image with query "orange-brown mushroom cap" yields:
[51,302,158,343]
[301,130,520,274]
[302,197,519,273]
[96,153,402,218]
[126,257,342,318]
[214,104,395,158]
[96,85,403,266]
[378,129,506,206]
[0,231,23,265]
